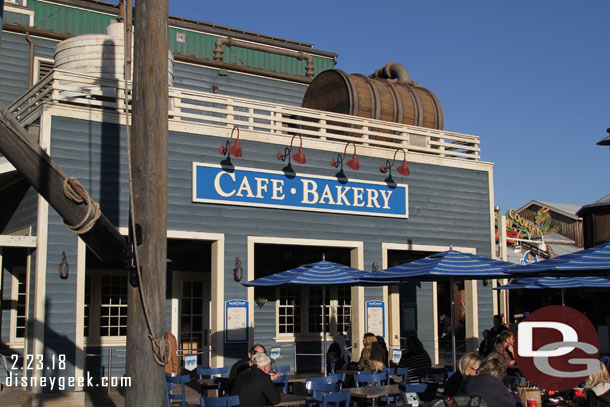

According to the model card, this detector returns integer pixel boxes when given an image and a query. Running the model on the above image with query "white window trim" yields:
[275,286,349,341]
[33,56,54,84]
[4,3,35,26]
[8,266,27,347]
[83,269,128,347]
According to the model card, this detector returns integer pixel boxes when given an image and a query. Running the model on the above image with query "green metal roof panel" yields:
[27,0,335,77]
[30,0,116,35]
[168,27,335,78]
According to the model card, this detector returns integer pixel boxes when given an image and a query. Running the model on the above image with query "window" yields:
[33,57,54,83]
[8,269,28,344]
[278,287,301,334]
[85,271,128,344]
[277,287,350,338]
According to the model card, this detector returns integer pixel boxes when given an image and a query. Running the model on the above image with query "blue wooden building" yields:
[0,0,500,400]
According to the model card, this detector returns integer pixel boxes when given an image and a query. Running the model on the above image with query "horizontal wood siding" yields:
[477,280,494,341]
[46,114,492,374]
[0,32,59,105]
[173,62,308,106]
[41,213,79,384]
[416,282,436,358]
[4,10,31,26]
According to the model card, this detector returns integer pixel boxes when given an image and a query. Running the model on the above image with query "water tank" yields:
[55,22,174,85]
[302,62,443,130]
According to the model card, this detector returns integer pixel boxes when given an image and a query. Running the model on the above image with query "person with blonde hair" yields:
[458,352,522,407]
[444,352,483,396]
[585,361,610,407]
[358,333,385,371]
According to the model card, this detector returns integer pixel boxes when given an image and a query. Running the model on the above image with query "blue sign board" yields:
[193,163,408,218]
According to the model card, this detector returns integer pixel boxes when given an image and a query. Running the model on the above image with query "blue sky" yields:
[169,0,610,213]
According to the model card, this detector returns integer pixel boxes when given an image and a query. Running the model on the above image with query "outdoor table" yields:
[287,372,325,383]
[347,384,401,407]
[277,393,309,406]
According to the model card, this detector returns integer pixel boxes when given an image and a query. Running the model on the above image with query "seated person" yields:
[357,333,378,371]
[458,352,522,407]
[359,341,386,373]
[494,331,516,366]
[327,332,350,372]
[444,352,482,396]
[585,360,610,407]
[229,343,266,389]
[398,336,432,383]
[230,352,281,407]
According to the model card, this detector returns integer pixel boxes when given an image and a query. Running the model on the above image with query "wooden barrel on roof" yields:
[302,63,443,135]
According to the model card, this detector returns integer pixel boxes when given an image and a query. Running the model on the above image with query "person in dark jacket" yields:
[230,352,281,407]
[229,343,266,390]
[458,352,522,407]
[444,352,482,396]
[398,336,431,383]
[327,332,349,372]
[585,361,610,407]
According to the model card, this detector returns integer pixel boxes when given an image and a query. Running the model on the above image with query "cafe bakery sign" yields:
[193,163,408,218]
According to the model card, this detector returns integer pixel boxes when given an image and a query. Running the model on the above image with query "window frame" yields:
[275,286,351,341]
[8,267,28,347]
[84,269,128,347]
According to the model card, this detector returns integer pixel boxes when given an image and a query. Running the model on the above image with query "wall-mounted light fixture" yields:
[277,134,306,165]
[219,126,242,158]
[255,296,267,308]
[330,141,359,171]
[233,257,243,282]
[372,262,379,273]
[380,148,409,176]
[58,251,69,279]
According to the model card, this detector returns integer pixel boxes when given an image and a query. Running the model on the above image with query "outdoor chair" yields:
[305,380,341,404]
[273,374,290,393]
[165,375,199,407]
[353,371,385,387]
[200,395,240,407]
[381,368,395,385]
[327,372,346,389]
[197,367,230,396]
[317,391,351,407]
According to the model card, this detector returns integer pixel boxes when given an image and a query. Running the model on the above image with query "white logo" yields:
[518,321,600,378]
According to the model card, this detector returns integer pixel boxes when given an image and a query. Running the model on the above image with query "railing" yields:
[8,69,480,161]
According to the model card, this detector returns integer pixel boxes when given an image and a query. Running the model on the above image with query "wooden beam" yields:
[0,104,130,264]
[125,0,168,404]
[0,235,37,247]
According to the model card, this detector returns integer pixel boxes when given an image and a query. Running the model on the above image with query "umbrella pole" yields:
[561,288,565,306]
[323,287,327,375]
[450,277,457,372]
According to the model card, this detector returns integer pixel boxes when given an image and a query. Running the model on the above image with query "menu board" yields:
[225,300,249,343]
[366,300,385,338]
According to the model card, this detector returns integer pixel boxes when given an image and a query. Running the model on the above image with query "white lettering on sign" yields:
[196,163,408,218]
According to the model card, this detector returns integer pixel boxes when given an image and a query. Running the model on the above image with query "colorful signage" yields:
[193,163,408,218]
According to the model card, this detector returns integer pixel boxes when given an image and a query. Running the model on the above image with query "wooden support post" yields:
[125,0,168,405]
[0,104,130,263]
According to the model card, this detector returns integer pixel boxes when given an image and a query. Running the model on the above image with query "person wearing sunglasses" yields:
[228,343,267,390]
[444,352,482,396]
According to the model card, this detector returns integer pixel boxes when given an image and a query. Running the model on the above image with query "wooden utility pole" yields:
[124,0,168,404]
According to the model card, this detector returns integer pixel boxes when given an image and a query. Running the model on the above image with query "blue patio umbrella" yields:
[494,276,610,305]
[506,241,610,277]
[242,260,381,374]
[363,250,514,370]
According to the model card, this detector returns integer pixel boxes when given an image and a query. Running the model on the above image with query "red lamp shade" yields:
[346,154,359,171]
[397,160,410,176]
[227,139,242,158]
[292,147,306,164]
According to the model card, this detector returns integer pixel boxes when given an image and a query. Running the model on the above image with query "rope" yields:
[122,14,167,367]
[62,177,101,234]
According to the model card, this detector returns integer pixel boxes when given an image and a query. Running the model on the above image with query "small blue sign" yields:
[193,163,408,218]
